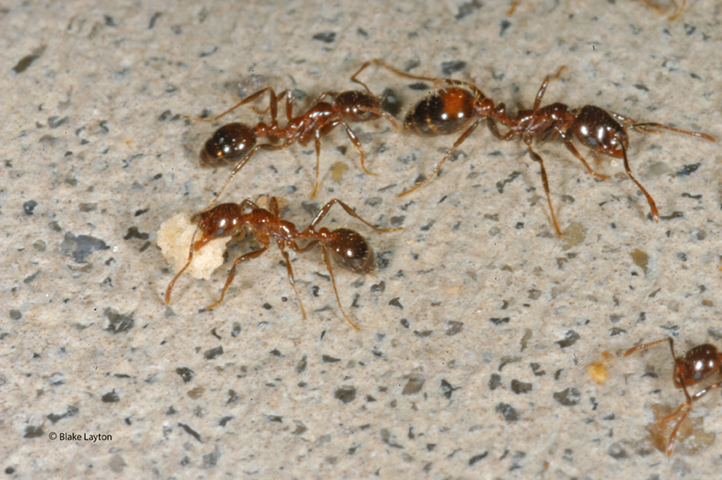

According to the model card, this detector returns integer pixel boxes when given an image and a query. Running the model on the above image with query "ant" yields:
[485,67,715,235]
[624,337,722,456]
[508,1,685,20]
[191,80,399,205]
[351,59,513,197]
[164,197,400,330]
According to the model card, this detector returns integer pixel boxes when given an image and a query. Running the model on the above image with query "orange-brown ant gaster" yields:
[164,197,400,330]
[351,59,514,197]
[190,81,399,206]
[624,337,722,456]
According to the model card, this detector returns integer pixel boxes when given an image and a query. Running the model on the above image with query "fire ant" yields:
[351,59,513,197]
[485,67,715,235]
[164,197,400,330]
[508,1,685,20]
[191,80,399,204]
[624,337,722,456]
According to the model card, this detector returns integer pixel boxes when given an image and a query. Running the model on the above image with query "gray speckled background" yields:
[2,0,722,478]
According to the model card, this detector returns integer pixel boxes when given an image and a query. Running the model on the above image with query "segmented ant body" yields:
[194,84,398,204]
[488,70,715,235]
[351,59,513,197]
[624,337,722,456]
[164,197,399,330]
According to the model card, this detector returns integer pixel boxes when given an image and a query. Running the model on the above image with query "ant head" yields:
[194,203,245,250]
[324,228,375,274]
[572,106,629,158]
[200,123,257,166]
[335,91,382,122]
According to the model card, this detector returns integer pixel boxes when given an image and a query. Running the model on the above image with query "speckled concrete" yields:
[2,0,722,478]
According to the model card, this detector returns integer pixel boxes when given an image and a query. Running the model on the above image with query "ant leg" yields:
[278,247,307,320]
[351,59,439,87]
[188,87,278,123]
[307,198,400,233]
[399,118,483,197]
[668,0,685,20]
[508,0,520,15]
[623,337,673,357]
[339,120,375,176]
[559,132,609,180]
[357,106,401,132]
[527,143,563,236]
[250,89,294,120]
[205,246,269,310]
[620,143,660,222]
[312,129,323,198]
[321,246,360,331]
[164,228,200,306]
[207,143,289,210]
[531,67,566,111]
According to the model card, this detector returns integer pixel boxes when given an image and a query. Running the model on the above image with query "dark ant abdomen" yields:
[200,123,258,166]
[571,105,627,153]
[681,344,720,384]
[327,228,375,274]
[404,87,475,136]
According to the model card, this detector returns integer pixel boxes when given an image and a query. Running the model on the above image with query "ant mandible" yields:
[486,67,715,235]
[508,1,685,20]
[351,59,513,197]
[164,197,400,330]
[191,80,399,206]
[624,337,722,456]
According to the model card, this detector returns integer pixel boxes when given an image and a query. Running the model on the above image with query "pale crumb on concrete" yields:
[157,212,232,279]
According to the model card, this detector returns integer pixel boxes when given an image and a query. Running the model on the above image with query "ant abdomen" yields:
[678,344,720,386]
[404,87,475,136]
[327,228,375,274]
[200,123,257,166]
[335,91,383,122]
[571,106,627,155]
[195,203,245,246]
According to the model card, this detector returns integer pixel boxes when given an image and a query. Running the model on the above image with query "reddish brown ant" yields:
[351,59,513,197]
[164,197,400,330]
[624,337,722,456]
[191,81,399,204]
[486,67,715,235]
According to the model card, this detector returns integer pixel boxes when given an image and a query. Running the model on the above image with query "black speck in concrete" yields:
[446,321,463,335]
[489,373,502,390]
[408,82,430,91]
[500,19,511,36]
[556,330,580,348]
[231,322,242,337]
[148,12,162,29]
[553,387,581,406]
[296,355,307,374]
[607,442,628,460]
[312,31,336,43]
[12,46,46,74]
[440,61,467,76]
[48,116,69,128]
[469,451,488,466]
[201,446,221,468]
[440,379,460,399]
[176,367,194,383]
[204,346,224,360]
[455,0,482,20]
[380,428,404,448]
[496,171,521,193]
[510,379,532,394]
[495,403,520,422]
[10,309,22,320]
[389,297,403,309]
[47,405,79,424]
[23,425,44,438]
[380,88,402,117]
[123,227,149,240]
[61,232,110,263]
[676,163,700,176]
[102,390,120,403]
[218,416,233,427]
[103,308,134,334]
[334,386,357,404]
[490,317,510,325]
[178,422,202,442]
[23,200,38,215]
[402,375,425,395]
[322,355,340,363]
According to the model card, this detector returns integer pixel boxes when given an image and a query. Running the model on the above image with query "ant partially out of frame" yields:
[353,60,715,236]
[190,78,399,206]
[508,0,686,21]
[624,337,722,456]
[164,197,400,330]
